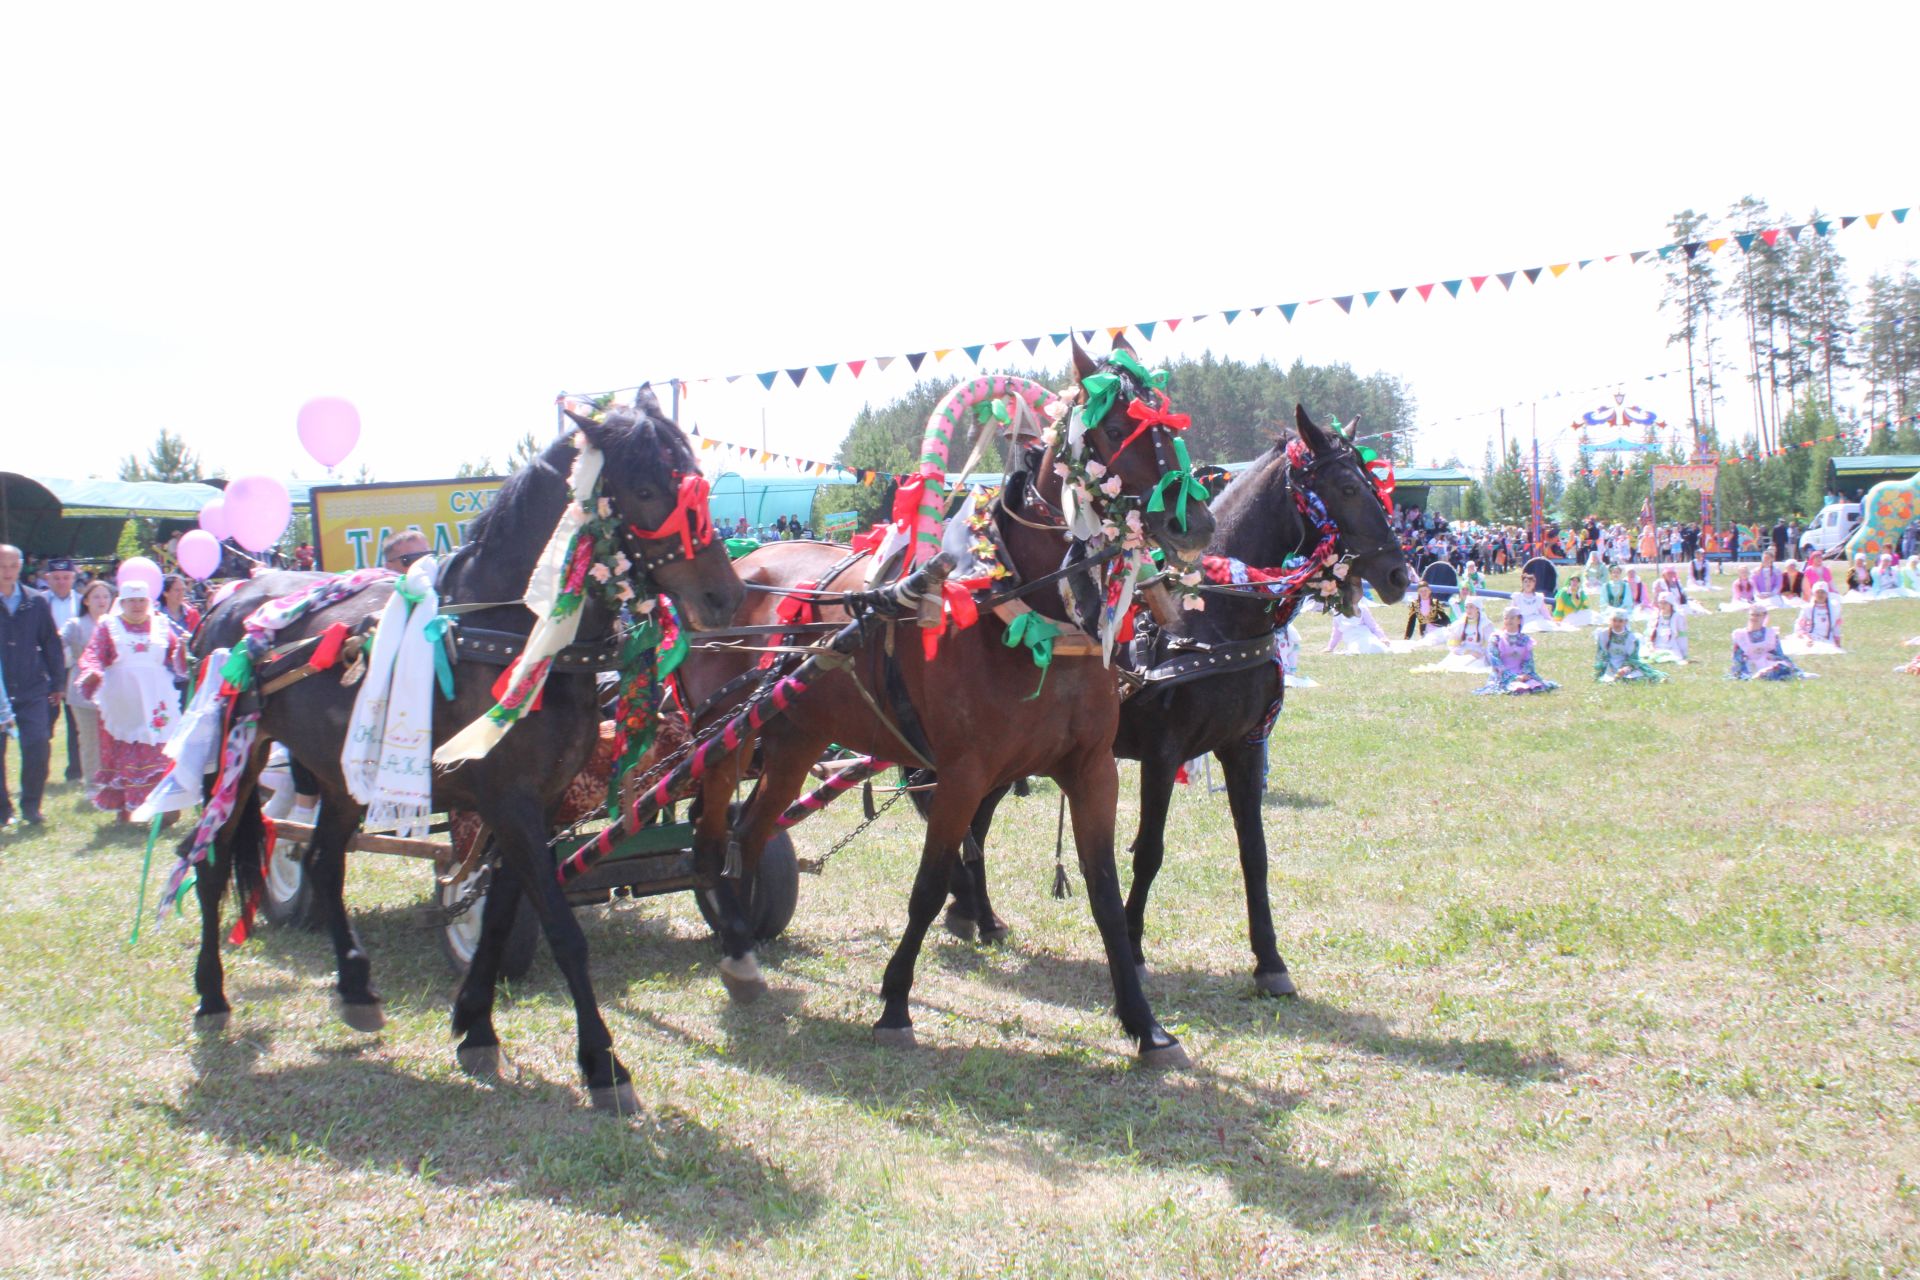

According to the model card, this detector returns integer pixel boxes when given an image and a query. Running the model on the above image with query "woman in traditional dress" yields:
[1598,562,1632,616]
[1689,547,1712,588]
[1645,593,1689,663]
[1324,599,1391,655]
[1802,549,1834,600]
[1581,551,1606,597]
[1509,571,1560,633]
[1399,580,1452,646]
[1898,555,1920,597]
[1844,553,1876,602]
[1778,558,1806,602]
[1552,575,1595,628]
[1786,581,1843,655]
[1751,549,1787,608]
[1595,608,1666,682]
[1461,559,1487,599]
[1655,565,1708,616]
[1624,568,1658,623]
[1276,622,1316,688]
[74,579,187,821]
[1475,606,1559,694]
[1722,565,1758,613]
[1729,605,1813,681]
[1871,553,1902,598]
[59,579,114,804]
[1413,598,1493,674]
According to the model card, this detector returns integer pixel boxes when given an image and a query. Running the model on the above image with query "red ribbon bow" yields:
[1111,395,1192,460]
[628,472,715,561]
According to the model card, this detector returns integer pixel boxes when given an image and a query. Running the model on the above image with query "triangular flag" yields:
[1250,306,1265,316]
[1603,254,1618,263]
[1549,263,1572,277]
[1105,327,1125,340]
[961,344,984,363]
[1136,321,1157,339]
[815,364,836,383]
[1416,283,1435,301]
[1223,309,1240,324]
[1278,302,1299,322]
[1079,330,1096,343]
[847,360,866,378]
[933,349,952,362]
[756,371,777,390]
[1629,251,1647,264]
[1470,276,1488,292]
[758,451,773,465]
[1895,208,1910,224]
[993,341,1010,351]
[1389,288,1408,303]
[1840,216,1857,230]
[1165,318,1182,331]
[1440,280,1462,298]
[1866,212,1884,229]
[1705,239,1727,254]
[725,374,741,384]
[787,368,808,387]
[1736,233,1756,252]
[1682,243,1702,259]
[1788,224,1806,241]
[1496,271,1516,289]
[1021,337,1041,355]
[1524,266,1545,282]
[906,352,926,371]
[1049,333,1068,346]
[876,356,896,371]
[1577,259,1593,269]
[1332,295,1353,313]
[1656,246,1674,260]
[1364,290,1381,306]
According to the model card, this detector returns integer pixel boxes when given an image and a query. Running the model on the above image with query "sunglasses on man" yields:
[393,551,429,568]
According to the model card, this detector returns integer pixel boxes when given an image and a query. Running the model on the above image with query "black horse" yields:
[942,407,1406,993]
[185,391,743,1111]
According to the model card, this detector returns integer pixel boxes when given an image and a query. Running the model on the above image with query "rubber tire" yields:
[438,861,540,982]
[696,830,800,942]
[260,837,313,929]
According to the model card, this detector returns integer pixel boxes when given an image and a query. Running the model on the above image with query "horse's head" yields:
[1066,337,1215,559]
[1288,406,1409,609]
[564,388,744,630]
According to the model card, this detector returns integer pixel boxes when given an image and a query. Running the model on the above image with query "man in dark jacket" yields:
[0,544,66,827]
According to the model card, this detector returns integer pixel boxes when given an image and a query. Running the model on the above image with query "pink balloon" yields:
[198,496,231,540]
[117,556,164,598]
[297,397,361,468]
[226,475,292,553]
[177,529,223,580]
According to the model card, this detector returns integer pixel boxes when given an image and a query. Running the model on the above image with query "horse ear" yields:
[1109,331,1137,358]
[1070,337,1100,383]
[1295,404,1335,456]
[1345,415,1362,441]
[564,408,614,451]
[634,384,665,419]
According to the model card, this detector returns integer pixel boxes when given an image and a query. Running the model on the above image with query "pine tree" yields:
[1662,210,1722,448]
[118,428,203,483]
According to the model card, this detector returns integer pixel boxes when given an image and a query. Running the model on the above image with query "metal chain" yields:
[797,785,905,875]
[440,862,495,925]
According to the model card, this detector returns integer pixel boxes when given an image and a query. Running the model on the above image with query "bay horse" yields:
[184,391,743,1111]
[942,409,1408,993]
[672,340,1217,1066]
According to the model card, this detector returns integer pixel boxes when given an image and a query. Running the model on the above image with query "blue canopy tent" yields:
[708,471,862,535]
[0,473,228,560]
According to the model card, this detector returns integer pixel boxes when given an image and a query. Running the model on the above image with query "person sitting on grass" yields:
[1844,553,1876,602]
[1509,571,1559,634]
[1722,565,1757,613]
[1689,548,1711,587]
[1785,581,1843,655]
[1598,562,1632,614]
[1325,599,1392,655]
[1400,580,1452,646]
[1752,548,1787,607]
[1729,605,1813,681]
[1594,608,1666,683]
[1553,575,1595,628]
[1413,598,1493,675]
[1475,606,1559,695]
[1644,593,1689,663]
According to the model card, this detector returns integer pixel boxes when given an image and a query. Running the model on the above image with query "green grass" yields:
[1,592,1917,1278]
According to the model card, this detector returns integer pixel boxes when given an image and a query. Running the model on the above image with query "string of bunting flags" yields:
[634,203,1910,399]
[1572,414,1920,477]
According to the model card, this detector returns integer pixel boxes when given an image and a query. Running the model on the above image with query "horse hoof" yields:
[718,954,768,1004]
[872,1025,917,1050]
[1140,1041,1192,1070]
[943,909,978,942]
[590,1082,639,1115]
[978,919,1011,946]
[457,1044,500,1079]
[194,1010,230,1034]
[332,994,386,1033]
[1255,969,1298,998]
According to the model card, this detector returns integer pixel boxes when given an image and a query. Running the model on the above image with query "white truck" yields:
[1798,501,1862,558]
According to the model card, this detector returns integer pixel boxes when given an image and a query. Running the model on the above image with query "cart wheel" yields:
[696,830,800,942]
[260,835,313,929]
[437,859,539,981]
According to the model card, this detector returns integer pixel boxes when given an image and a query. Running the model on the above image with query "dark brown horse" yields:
[185,393,742,1110]
[677,342,1216,1066]
[943,410,1408,993]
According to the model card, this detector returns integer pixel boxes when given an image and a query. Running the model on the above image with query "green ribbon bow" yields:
[1145,436,1209,532]
[421,615,455,699]
[219,646,256,692]
[1078,352,1170,432]
[974,397,1012,427]
[1103,348,1169,391]
[1002,610,1060,701]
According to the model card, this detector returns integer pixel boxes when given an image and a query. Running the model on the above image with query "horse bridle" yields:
[1009,365,1190,535]
[618,468,718,578]
[1284,436,1401,566]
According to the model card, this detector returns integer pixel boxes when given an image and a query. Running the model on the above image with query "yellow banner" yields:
[1651,462,1718,496]
[311,477,506,571]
